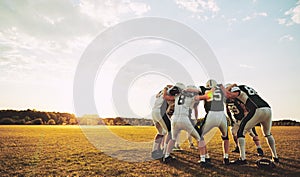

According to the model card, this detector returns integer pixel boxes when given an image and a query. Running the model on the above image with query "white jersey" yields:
[173,92,196,117]
[152,91,164,111]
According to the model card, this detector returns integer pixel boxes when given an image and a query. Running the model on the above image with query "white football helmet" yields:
[225,83,232,88]
[175,82,186,90]
[206,79,217,89]
[186,85,197,90]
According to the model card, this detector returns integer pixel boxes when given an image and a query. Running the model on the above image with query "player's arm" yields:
[194,94,209,101]
[193,102,199,119]
[185,88,201,94]
[219,84,239,99]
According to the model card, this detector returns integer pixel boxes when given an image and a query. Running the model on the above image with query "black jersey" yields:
[200,85,224,113]
[226,98,245,120]
[231,85,270,110]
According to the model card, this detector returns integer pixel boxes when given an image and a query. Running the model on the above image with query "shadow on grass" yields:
[163,149,299,177]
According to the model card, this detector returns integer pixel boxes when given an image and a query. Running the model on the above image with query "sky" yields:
[0,0,299,121]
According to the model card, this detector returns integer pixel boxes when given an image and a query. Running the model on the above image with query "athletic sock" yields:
[266,135,278,158]
[256,145,262,149]
[200,155,206,162]
[153,134,163,151]
[205,153,210,159]
[238,138,246,160]
[224,153,229,159]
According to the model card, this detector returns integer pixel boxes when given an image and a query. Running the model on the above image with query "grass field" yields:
[0,125,299,176]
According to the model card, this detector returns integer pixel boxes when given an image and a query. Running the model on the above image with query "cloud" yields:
[285,1,300,24]
[0,0,151,83]
[78,0,150,27]
[225,17,237,31]
[277,18,286,25]
[242,12,268,21]
[175,0,220,19]
[279,0,300,26]
[239,64,255,69]
[279,34,294,42]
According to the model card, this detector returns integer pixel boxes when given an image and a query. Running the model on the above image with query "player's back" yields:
[201,86,224,113]
[152,91,164,110]
[237,85,270,109]
[173,91,196,117]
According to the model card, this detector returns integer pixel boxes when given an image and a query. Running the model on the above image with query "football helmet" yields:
[175,82,186,90]
[206,79,217,89]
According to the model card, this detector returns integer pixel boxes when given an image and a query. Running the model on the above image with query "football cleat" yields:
[163,155,176,164]
[232,147,240,153]
[272,157,279,163]
[198,161,212,167]
[173,145,182,151]
[189,143,198,149]
[205,158,211,163]
[230,158,248,165]
[257,148,264,156]
[223,158,230,165]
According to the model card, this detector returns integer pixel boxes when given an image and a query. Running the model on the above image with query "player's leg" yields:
[198,113,215,164]
[231,120,240,153]
[232,110,258,164]
[198,138,209,166]
[164,118,181,162]
[151,122,165,159]
[174,135,182,151]
[188,118,197,149]
[185,121,202,162]
[249,127,264,156]
[154,114,169,150]
[218,112,230,165]
[160,113,172,152]
[151,110,165,152]
[260,108,278,162]
[188,135,196,149]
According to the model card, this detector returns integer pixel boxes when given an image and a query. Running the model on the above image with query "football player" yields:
[151,85,173,159]
[163,83,207,163]
[197,79,230,166]
[226,97,264,156]
[223,84,279,165]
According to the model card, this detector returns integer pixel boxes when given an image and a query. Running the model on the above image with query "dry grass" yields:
[0,125,299,176]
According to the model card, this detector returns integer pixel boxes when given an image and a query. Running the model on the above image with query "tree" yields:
[24,116,31,122]
[47,119,56,125]
[0,118,15,125]
[31,118,43,125]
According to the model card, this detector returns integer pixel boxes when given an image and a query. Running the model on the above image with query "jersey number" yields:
[244,86,257,95]
[227,103,240,115]
[207,89,222,102]
[178,95,186,105]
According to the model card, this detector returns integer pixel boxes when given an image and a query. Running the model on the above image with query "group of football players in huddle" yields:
[151,80,279,167]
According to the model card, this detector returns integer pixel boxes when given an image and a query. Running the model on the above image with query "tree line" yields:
[0,109,77,125]
[0,110,298,126]
[77,117,154,126]
[272,119,300,126]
